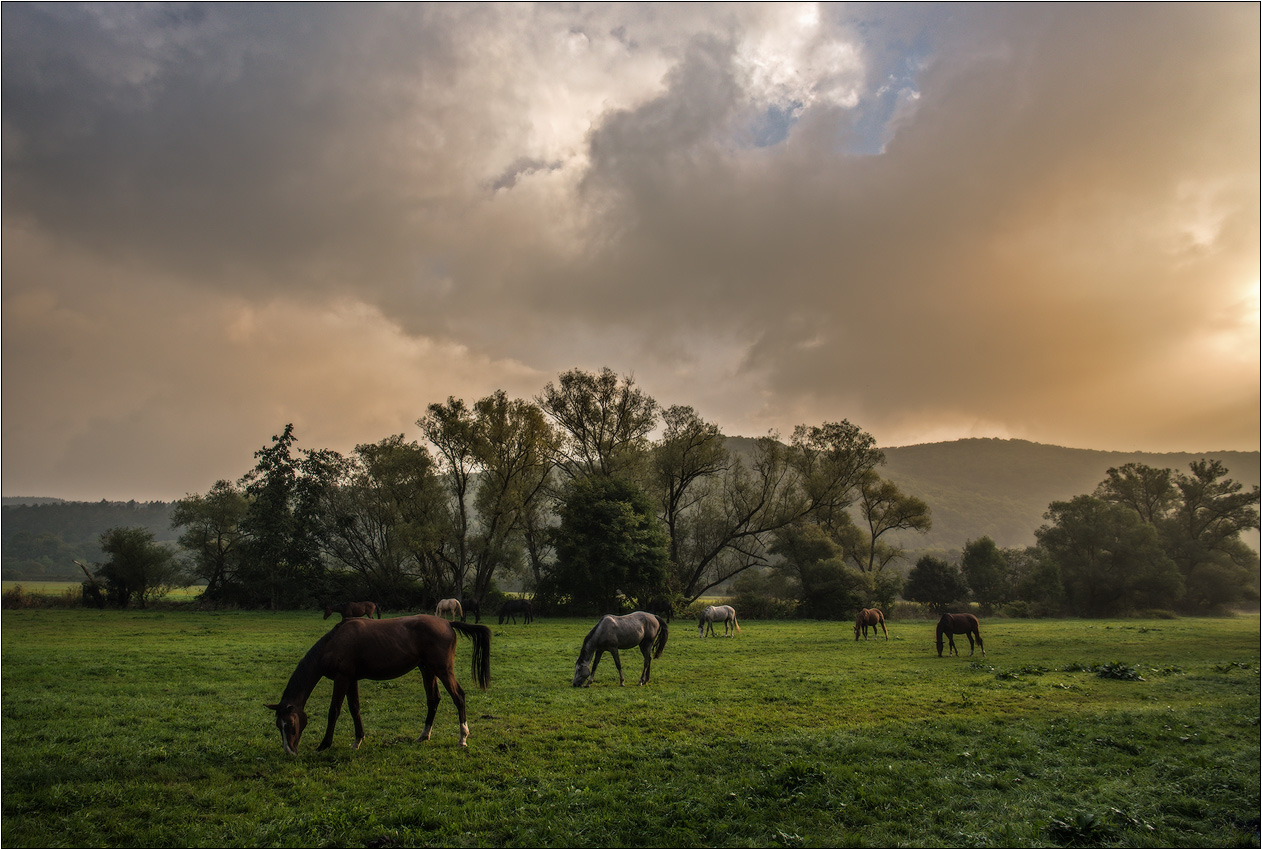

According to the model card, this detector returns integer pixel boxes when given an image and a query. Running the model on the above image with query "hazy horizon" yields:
[4,4,1258,503]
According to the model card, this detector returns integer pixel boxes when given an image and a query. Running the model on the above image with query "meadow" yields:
[2,609,1258,848]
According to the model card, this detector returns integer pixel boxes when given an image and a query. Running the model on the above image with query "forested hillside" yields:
[2,439,1257,581]
[1,500,176,581]
[880,439,1260,552]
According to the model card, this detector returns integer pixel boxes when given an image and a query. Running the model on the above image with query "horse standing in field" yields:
[644,597,674,622]
[936,612,985,657]
[698,604,740,637]
[323,601,380,620]
[460,597,481,624]
[573,612,668,687]
[854,608,888,641]
[498,598,534,624]
[265,614,491,754]
[435,598,463,620]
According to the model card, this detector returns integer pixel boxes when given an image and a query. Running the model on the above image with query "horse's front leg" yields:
[318,679,350,751]
[610,649,625,685]
[947,634,959,656]
[347,680,366,750]
[417,669,441,742]
[587,650,603,686]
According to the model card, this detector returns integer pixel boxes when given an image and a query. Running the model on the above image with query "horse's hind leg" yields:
[417,669,441,742]
[975,631,985,657]
[610,649,625,686]
[639,644,652,685]
[966,633,976,656]
[436,668,470,747]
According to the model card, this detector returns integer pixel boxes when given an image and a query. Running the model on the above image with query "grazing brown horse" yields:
[936,612,985,657]
[323,601,379,620]
[854,608,888,641]
[265,614,490,754]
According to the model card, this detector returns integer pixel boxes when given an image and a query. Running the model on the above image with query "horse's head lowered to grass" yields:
[264,701,309,755]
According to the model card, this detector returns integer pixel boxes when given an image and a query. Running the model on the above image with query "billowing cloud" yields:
[3,3,1257,500]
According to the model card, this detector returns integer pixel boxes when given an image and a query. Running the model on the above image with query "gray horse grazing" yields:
[572,612,668,687]
[698,604,741,637]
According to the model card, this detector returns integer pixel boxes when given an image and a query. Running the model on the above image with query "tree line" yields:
[902,459,1259,616]
[80,366,1258,616]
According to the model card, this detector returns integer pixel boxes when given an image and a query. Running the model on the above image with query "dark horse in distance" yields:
[498,598,534,624]
[854,607,888,641]
[323,601,380,620]
[265,614,490,753]
[936,612,985,657]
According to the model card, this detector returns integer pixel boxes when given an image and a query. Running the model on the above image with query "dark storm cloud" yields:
[2,3,1256,500]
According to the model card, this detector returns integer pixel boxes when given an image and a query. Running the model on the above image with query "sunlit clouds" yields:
[3,3,1258,500]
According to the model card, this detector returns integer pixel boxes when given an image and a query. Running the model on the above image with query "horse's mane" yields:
[279,626,340,707]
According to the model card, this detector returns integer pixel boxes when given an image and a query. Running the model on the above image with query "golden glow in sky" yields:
[2,3,1258,500]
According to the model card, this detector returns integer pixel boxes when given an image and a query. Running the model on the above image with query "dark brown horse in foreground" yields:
[936,612,985,657]
[265,614,490,754]
[854,608,888,641]
[323,601,380,620]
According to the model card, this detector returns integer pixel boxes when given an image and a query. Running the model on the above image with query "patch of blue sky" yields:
[748,101,804,148]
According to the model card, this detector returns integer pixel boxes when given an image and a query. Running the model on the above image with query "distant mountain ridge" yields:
[882,439,1259,550]
[726,437,1259,553]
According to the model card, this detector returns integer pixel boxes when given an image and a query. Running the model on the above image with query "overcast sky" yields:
[3,3,1258,502]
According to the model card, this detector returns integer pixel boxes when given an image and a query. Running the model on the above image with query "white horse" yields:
[435,598,463,621]
[698,604,741,637]
[572,612,668,687]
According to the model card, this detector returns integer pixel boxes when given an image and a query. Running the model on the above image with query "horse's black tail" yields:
[450,621,491,690]
[653,616,669,659]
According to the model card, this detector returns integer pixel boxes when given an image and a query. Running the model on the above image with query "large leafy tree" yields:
[846,470,931,574]
[960,536,1009,611]
[171,479,248,602]
[1095,459,1259,611]
[310,435,447,606]
[419,398,481,596]
[1036,495,1183,616]
[537,367,658,480]
[96,526,184,608]
[769,521,866,619]
[904,555,970,614]
[468,391,560,601]
[667,434,806,600]
[544,476,670,614]
[236,424,334,609]
[420,392,561,600]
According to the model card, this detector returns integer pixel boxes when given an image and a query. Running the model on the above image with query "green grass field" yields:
[2,610,1258,848]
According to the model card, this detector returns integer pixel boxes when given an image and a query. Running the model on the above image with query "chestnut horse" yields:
[265,614,490,754]
[936,612,985,657]
[323,601,379,620]
[854,608,888,641]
